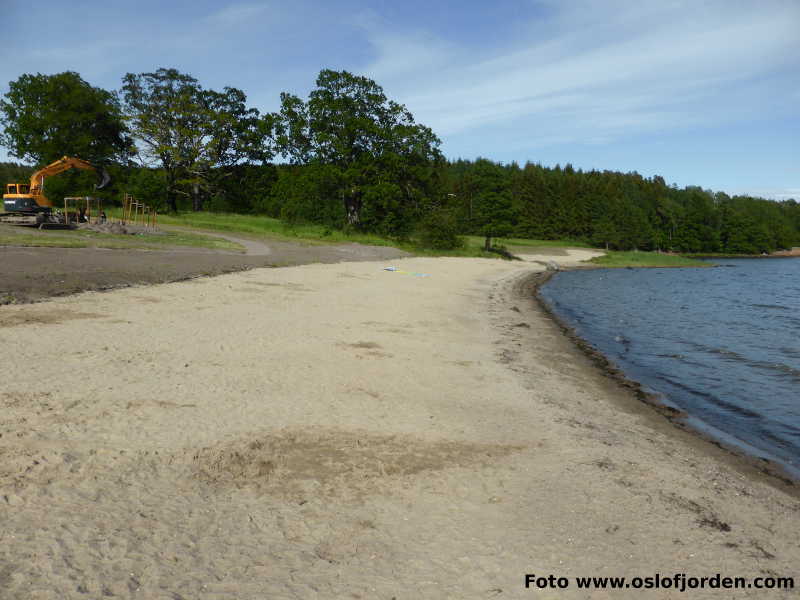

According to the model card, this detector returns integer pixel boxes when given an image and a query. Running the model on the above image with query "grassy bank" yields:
[0,224,244,252]
[149,211,599,258]
[153,211,391,247]
[588,251,709,268]
[128,210,499,257]
[5,210,713,267]
[465,236,591,249]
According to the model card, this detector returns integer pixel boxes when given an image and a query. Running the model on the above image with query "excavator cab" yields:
[4,183,36,212]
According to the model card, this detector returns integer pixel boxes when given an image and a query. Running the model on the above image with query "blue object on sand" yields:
[383,266,429,277]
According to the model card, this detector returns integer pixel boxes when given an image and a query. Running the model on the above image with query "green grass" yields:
[0,226,244,252]
[141,210,396,247]
[588,251,710,268]
[131,210,599,257]
[682,252,772,258]
[112,209,500,257]
[100,209,608,259]
[464,235,591,249]
[0,231,87,248]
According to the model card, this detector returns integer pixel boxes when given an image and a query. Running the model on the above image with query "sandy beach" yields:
[1,250,798,599]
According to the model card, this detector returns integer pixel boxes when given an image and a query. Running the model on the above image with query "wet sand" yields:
[1,249,798,599]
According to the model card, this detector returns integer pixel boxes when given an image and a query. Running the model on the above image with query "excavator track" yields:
[0,212,39,226]
[0,211,73,228]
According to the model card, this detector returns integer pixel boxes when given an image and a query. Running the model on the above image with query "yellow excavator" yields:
[1,156,110,226]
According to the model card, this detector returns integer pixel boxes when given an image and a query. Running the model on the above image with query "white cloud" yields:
[361,0,800,146]
[204,3,271,27]
[736,188,800,201]
[362,31,458,82]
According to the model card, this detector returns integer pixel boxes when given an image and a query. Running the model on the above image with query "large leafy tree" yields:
[274,69,442,231]
[120,68,199,211]
[194,86,273,210]
[120,68,270,211]
[0,71,132,165]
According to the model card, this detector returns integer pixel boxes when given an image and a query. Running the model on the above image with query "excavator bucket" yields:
[94,168,111,190]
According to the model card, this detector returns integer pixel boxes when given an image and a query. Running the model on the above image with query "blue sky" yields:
[2,0,798,199]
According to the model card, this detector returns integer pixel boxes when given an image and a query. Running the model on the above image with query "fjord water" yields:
[539,258,800,477]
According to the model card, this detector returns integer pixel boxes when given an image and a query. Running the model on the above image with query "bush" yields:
[128,168,167,211]
[417,208,464,250]
[263,165,344,226]
[359,182,412,238]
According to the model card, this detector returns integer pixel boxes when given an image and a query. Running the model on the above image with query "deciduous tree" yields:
[120,68,270,211]
[0,71,132,165]
[274,69,441,230]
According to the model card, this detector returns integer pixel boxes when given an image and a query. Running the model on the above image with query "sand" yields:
[1,249,798,599]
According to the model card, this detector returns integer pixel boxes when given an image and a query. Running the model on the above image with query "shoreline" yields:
[690,251,800,259]
[527,268,800,490]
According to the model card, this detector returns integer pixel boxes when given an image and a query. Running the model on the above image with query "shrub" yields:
[417,208,464,250]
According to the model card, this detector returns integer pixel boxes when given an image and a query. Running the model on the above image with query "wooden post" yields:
[125,194,132,224]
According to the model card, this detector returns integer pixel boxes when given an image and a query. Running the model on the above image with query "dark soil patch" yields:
[0,239,407,304]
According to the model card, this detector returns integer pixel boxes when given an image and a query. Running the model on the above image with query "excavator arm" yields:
[28,156,110,197]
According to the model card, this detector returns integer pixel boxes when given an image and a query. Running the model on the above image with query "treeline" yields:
[4,157,799,255]
[441,159,800,254]
[96,159,800,254]
[1,68,797,254]
[0,162,34,189]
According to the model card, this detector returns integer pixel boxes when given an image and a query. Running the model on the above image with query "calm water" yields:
[539,258,800,477]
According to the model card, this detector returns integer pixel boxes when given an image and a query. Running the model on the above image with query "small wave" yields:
[775,314,800,328]
[652,374,762,419]
[709,347,746,360]
[696,345,751,364]
[691,345,800,381]
[704,396,763,420]
[751,360,800,382]
[759,427,800,448]
[751,303,791,311]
